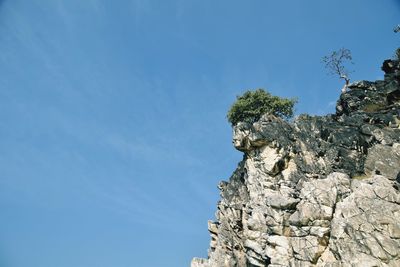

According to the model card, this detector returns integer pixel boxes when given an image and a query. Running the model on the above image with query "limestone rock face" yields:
[192,55,400,266]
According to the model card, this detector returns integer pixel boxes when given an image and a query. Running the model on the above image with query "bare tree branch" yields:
[322,48,353,93]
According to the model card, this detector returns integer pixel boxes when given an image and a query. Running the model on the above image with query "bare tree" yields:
[322,48,353,93]
[394,25,400,60]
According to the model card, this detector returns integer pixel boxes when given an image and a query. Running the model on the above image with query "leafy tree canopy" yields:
[227,89,297,126]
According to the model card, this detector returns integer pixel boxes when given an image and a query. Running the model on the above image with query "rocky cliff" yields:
[192,54,400,267]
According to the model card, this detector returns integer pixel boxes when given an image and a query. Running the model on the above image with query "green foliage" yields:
[227,89,297,126]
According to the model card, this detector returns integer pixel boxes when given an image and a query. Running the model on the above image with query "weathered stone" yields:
[365,143,400,180]
[291,236,325,263]
[265,193,299,209]
[265,236,291,266]
[192,50,400,267]
[191,258,209,267]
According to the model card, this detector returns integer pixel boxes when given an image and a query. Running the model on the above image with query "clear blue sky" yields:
[0,1,399,266]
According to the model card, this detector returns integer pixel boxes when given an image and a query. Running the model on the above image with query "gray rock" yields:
[192,50,400,267]
[365,143,400,180]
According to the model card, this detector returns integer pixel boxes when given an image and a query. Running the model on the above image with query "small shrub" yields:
[227,89,297,126]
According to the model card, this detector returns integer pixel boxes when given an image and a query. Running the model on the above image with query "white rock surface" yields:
[192,55,400,267]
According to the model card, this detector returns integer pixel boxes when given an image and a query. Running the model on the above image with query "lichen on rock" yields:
[192,54,400,267]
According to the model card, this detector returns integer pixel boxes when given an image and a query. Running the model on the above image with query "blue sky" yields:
[0,1,399,266]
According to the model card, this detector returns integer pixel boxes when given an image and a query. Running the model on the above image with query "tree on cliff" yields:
[395,25,400,59]
[322,48,353,93]
[227,89,297,126]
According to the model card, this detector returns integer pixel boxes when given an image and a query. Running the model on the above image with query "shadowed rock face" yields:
[192,55,400,267]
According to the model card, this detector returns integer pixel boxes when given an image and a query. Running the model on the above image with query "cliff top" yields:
[193,52,400,267]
